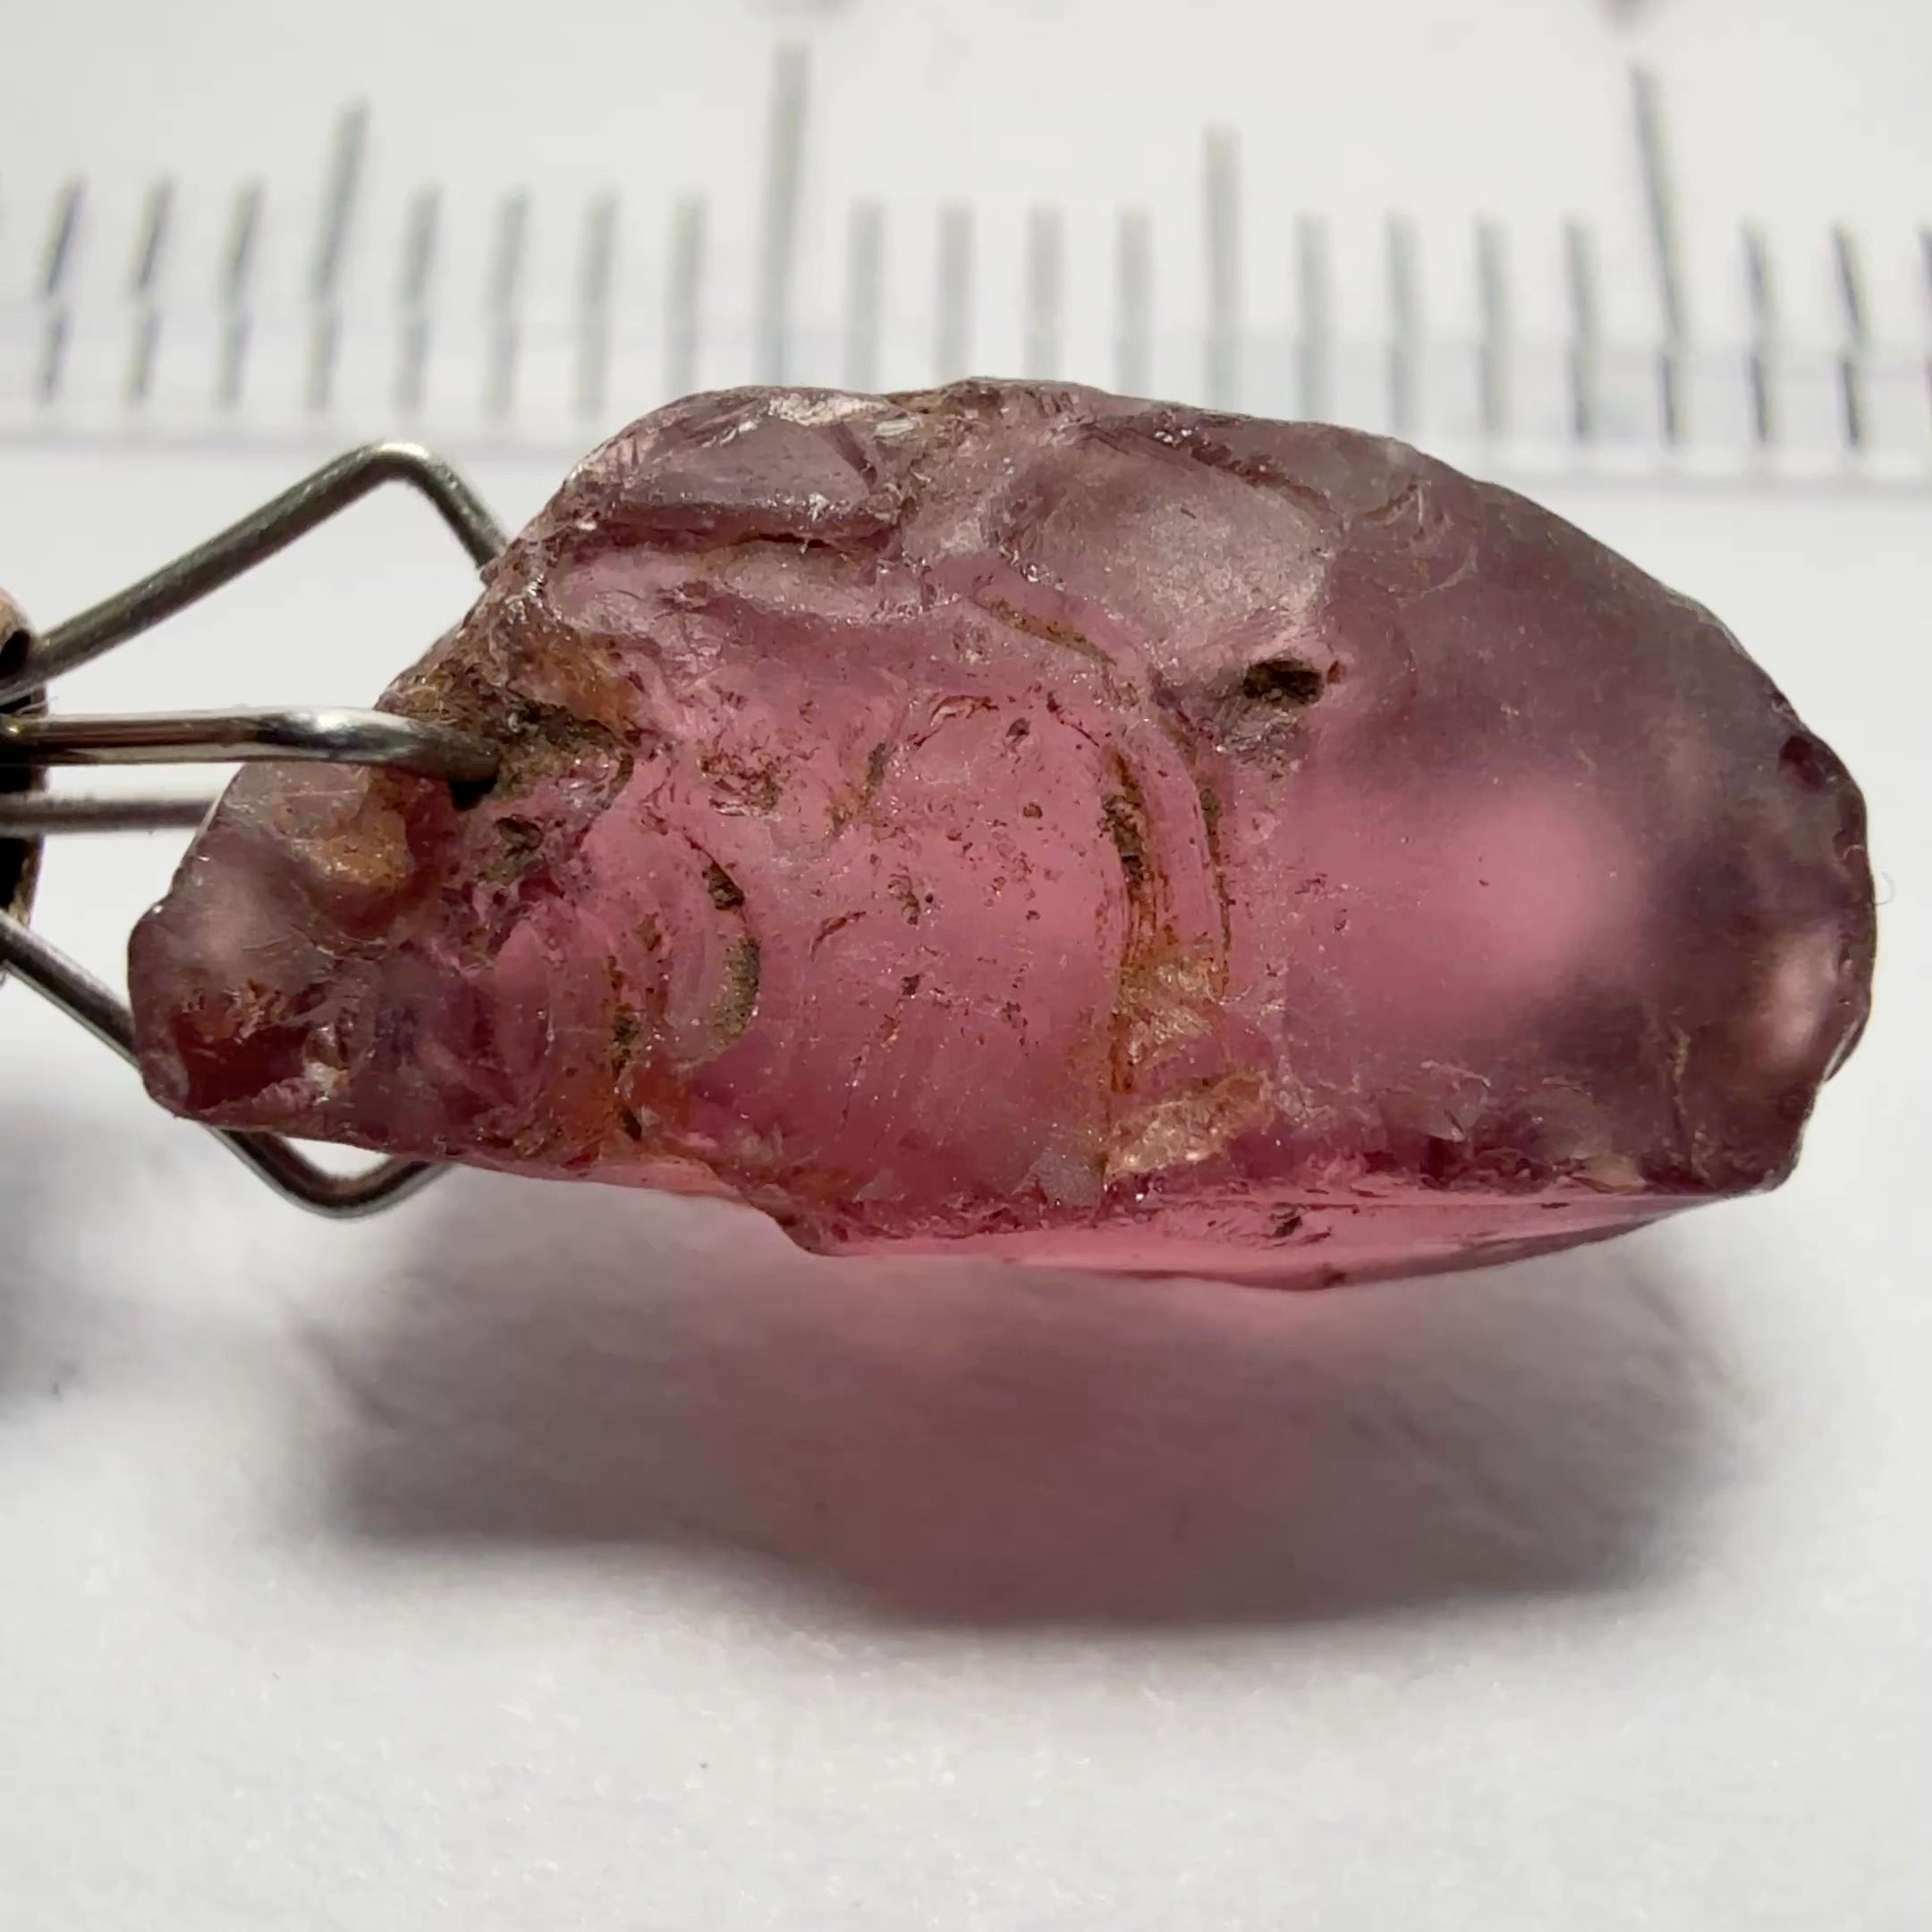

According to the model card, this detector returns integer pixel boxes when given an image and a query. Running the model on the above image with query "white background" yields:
[2,5,1929,1928]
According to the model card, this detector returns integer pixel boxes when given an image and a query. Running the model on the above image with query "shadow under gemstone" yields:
[314,1169,1734,1630]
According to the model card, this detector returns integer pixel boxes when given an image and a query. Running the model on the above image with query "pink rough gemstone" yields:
[128,384,1874,1287]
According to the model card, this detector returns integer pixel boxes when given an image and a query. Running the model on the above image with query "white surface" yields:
[3,3,1931,1927]
[2,445,1928,1932]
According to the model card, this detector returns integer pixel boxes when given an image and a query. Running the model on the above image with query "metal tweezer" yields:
[0,443,504,1216]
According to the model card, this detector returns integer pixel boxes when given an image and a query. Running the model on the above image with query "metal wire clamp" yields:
[0,442,505,1217]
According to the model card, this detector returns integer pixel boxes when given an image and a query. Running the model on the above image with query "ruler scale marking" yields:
[1563,217,1599,445]
[936,204,972,383]
[1385,215,1419,438]
[125,178,174,408]
[306,106,368,414]
[1742,224,1777,449]
[1025,207,1063,380]
[485,192,530,424]
[1115,208,1152,398]
[0,93,1925,487]
[1475,217,1510,442]
[216,181,262,412]
[38,180,86,407]
[1832,225,1868,453]
[1203,128,1240,408]
[755,45,809,385]
[1631,64,1686,445]
[576,194,618,423]
[1297,214,1331,421]
[665,197,707,401]
[395,187,440,419]
[1921,225,1932,437]
[844,200,884,393]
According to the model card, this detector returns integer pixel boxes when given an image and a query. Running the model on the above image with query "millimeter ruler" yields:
[3,38,1928,487]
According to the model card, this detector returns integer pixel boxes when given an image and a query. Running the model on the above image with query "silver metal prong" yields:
[0,708,497,785]
[0,793,215,837]
[0,440,510,1221]
[225,1131,443,1216]
[0,907,440,1218]
[0,442,504,708]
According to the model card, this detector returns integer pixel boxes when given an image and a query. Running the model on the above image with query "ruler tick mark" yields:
[1563,217,1600,445]
[665,198,707,401]
[576,194,618,422]
[1631,64,1686,446]
[935,204,973,382]
[124,179,174,409]
[395,187,440,419]
[1203,127,1240,408]
[755,44,809,384]
[1475,218,1510,442]
[1025,207,1064,381]
[1741,224,1777,449]
[1385,215,1419,438]
[1920,226,1932,442]
[38,180,86,408]
[1831,225,1868,453]
[216,181,263,413]
[1115,209,1152,398]
[1296,215,1331,421]
[306,105,368,415]
[844,200,884,393]
[485,192,530,424]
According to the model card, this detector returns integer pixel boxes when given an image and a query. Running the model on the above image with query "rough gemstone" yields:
[128,383,1874,1287]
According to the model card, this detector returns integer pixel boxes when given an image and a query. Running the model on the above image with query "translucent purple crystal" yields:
[128,384,1874,1286]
